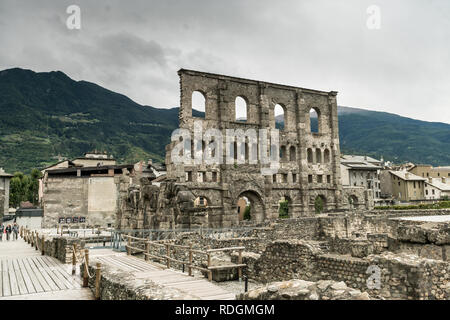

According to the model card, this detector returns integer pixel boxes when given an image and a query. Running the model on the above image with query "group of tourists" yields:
[0,223,19,241]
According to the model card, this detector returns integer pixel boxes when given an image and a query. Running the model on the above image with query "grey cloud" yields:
[0,0,448,123]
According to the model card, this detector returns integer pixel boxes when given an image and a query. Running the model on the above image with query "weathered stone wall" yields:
[252,240,323,283]
[243,239,450,300]
[366,253,450,300]
[145,69,378,230]
[42,235,85,264]
[239,279,372,300]
[317,254,370,289]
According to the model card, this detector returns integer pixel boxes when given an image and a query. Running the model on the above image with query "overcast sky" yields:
[0,0,449,123]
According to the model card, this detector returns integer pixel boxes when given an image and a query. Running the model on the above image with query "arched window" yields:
[324,148,330,163]
[192,91,206,118]
[274,104,285,130]
[316,148,322,163]
[309,108,320,133]
[307,148,313,163]
[280,145,287,161]
[289,146,296,161]
[235,96,247,122]
[245,143,249,161]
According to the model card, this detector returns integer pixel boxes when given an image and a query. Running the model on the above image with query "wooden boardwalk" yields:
[91,250,235,300]
[0,238,93,300]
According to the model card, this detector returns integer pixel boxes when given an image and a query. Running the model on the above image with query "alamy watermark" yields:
[366,265,381,290]
[366,5,381,30]
[66,5,81,30]
[170,121,280,175]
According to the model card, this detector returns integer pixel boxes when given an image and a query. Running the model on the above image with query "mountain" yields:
[0,68,448,173]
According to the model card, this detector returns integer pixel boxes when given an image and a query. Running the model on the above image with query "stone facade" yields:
[118,69,374,230]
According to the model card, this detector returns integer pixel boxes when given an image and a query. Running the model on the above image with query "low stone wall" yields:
[251,240,322,283]
[42,235,85,264]
[387,222,450,261]
[238,279,372,300]
[243,239,450,300]
[327,234,388,258]
[317,254,370,289]
[366,252,450,300]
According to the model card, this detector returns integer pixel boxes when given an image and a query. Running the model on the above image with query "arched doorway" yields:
[236,190,265,222]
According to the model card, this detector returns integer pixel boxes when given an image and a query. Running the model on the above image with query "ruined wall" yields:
[245,239,450,300]
[162,69,367,229]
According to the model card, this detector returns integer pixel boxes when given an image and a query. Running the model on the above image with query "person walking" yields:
[5,224,11,241]
[12,223,19,241]
[0,224,4,241]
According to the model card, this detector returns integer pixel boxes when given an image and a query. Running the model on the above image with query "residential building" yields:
[39,152,134,228]
[388,171,426,202]
[340,155,382,201]
[0,168,12,222]
[408,164,450,179]
[425,177,450,200]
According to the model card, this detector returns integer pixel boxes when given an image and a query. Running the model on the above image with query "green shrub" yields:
[315,196,324,214]
[243,205,251,220]
[279,200,289,218]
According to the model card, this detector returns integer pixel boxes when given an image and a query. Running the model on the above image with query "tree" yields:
[314,196,324,214]
[279,200,289,218]
[9,169,42,208]
[243,205,251,220]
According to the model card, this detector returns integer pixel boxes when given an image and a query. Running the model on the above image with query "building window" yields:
[316,149,322,163]
[79,217,86,223]
[282,174,288,183]
[280,145,287,161]
[307,148,313,163]
[308,175,313,183]
[432,189,435,195]
[289,146,296,161]
[212,172,217,182]
[318,175,323,183]
[398,181,401,186]
[293,173,297,183]
[274,104,285,130]
[192,91,206,117]
[273,174,277,183]
[426,190,428,195]
[413,181,416,188]
[309,108,320,133]
[327,175,331,183]
[186,171,192,182]
[235,96,248,122]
